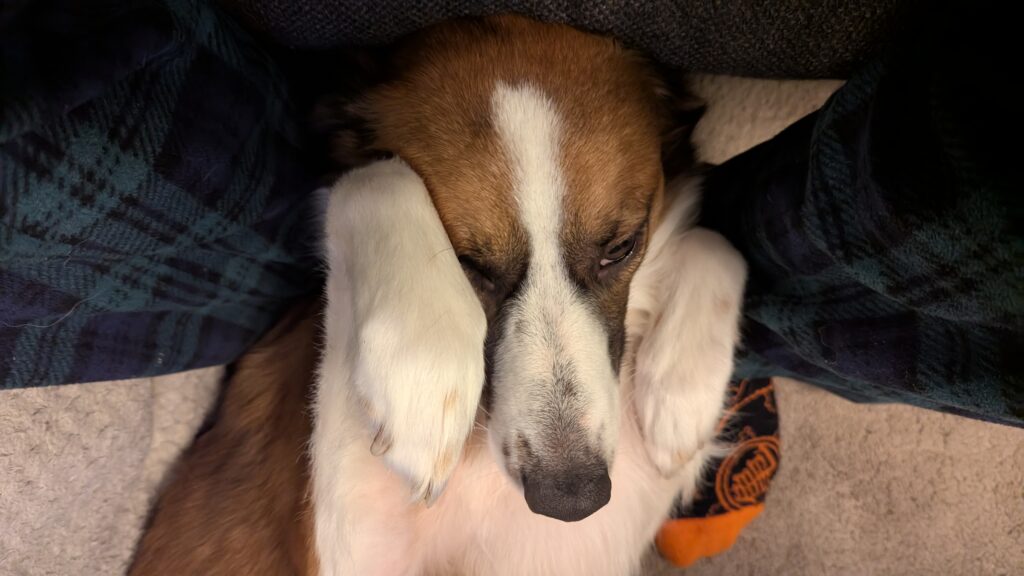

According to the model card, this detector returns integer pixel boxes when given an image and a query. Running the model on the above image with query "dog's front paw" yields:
[634,371,730,477]
[323,158,488,505]
[353,304,485,503]
[632,228,746,477]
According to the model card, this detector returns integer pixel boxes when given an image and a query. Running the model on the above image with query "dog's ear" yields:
[653,68,706,179]
[308,48,395,173]
[311,92,386,172]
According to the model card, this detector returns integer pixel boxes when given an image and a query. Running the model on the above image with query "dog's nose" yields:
[522,465,611,522]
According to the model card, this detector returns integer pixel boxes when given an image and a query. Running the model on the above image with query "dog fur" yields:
[131,14,747,576]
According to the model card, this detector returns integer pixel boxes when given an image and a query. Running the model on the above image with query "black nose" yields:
[522,465,612,522]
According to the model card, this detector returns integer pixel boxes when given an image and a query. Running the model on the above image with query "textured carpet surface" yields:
[0,368,221,575]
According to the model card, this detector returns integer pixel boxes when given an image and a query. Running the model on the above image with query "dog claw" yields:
[370,425,392,456]
[419,480,443,508]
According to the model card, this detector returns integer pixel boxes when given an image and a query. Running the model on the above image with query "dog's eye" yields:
[600,234,637,268]
[459,256,497,293]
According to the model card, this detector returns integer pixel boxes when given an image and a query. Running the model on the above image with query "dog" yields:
[131,14,746,576]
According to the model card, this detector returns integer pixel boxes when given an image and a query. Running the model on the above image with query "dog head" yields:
[317,15,701,522]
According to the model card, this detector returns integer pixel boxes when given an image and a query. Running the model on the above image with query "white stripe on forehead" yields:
[490,82,566,273]
[489,82,619,460]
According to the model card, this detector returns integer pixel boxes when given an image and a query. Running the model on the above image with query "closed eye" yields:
[599,233,638,268]
[459,255,497,293]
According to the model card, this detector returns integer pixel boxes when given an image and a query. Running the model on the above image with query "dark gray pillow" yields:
[220,0,917,78]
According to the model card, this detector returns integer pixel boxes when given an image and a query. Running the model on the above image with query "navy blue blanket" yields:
[1,0,317,387]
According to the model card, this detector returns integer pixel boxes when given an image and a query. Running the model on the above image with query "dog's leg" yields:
[628,179,747,482]
[315,158,486,574]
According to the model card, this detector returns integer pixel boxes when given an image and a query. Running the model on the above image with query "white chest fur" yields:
[312,159,745,576]
[322,393,700,576]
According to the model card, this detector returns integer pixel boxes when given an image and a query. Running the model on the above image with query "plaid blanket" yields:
[1,0,317,388]
[702,4,1023,427]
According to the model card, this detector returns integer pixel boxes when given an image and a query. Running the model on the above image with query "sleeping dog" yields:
[131,14,746,576]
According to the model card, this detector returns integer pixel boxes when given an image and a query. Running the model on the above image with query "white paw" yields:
[632,228,746,476]
[324,158,487,504]
[634,367,730,477]
[352,303,485,504]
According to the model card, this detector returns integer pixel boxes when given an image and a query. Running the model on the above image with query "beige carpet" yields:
[0,368,222,576]
[2,76,1022,576]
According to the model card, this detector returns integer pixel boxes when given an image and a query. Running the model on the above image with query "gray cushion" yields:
[221,0,916,78]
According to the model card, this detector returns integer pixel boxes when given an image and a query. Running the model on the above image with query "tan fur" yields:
[129,302,320,576]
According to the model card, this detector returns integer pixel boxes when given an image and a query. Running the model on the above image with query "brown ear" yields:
[653,68,706,179]
[308,48,395,172]
[311,94,388,171]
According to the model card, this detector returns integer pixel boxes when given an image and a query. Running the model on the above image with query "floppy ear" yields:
[653,68,706,179]
[309,48,395,172]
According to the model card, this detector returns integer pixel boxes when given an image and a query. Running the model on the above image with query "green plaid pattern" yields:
[1,0,317,388]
